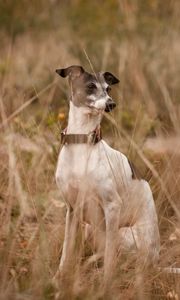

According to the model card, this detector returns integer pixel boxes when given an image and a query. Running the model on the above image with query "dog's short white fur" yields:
[55,66,160,280]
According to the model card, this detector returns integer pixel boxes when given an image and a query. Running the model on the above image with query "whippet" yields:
[55,65,160,281]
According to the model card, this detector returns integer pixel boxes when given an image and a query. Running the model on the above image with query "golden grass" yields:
[0,2,180,299]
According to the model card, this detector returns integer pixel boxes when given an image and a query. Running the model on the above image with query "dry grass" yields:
[0,1,180,299]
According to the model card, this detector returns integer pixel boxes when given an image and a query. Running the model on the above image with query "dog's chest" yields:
[56,141,132,201]
[56,144,103,190]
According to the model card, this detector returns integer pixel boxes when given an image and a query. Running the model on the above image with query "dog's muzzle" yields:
[105,99,116,112]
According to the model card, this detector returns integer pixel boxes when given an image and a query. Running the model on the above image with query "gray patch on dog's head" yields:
[56,66,119,110]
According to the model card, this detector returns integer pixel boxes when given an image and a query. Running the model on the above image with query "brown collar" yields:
[61,127,102,145]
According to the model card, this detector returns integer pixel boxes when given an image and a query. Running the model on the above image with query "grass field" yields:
[0,1,180,299]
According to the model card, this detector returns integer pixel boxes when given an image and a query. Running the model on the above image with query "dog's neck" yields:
[67,101,103,134]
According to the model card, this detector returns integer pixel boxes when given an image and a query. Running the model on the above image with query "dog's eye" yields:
[87,83,97,90]
[106,86,111,93]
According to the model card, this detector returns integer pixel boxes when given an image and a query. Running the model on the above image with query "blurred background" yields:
[0,1,180,299]
[1,1,180,134]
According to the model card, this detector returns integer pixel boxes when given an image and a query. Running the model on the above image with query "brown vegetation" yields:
[0,1,180,299]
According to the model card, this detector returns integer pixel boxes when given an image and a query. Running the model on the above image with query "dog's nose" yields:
[105,99,116,112]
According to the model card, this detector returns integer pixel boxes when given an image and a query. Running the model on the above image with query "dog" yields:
[55,65,160,282]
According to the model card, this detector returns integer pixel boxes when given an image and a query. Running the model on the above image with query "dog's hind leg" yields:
[118,223,160,266]
[117,180,160,266]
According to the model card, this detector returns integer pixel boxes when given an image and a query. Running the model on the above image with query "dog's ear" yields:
[103,72,119,85]
[56,65,84,80]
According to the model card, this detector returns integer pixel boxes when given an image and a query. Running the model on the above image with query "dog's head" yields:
[56,65,119,113]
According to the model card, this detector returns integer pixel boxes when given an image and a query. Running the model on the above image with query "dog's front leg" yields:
[53,206,73,284]
[59,206,72,271]
[103,198,121,285]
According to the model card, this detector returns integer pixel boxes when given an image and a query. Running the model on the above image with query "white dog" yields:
[55,65,160,281]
